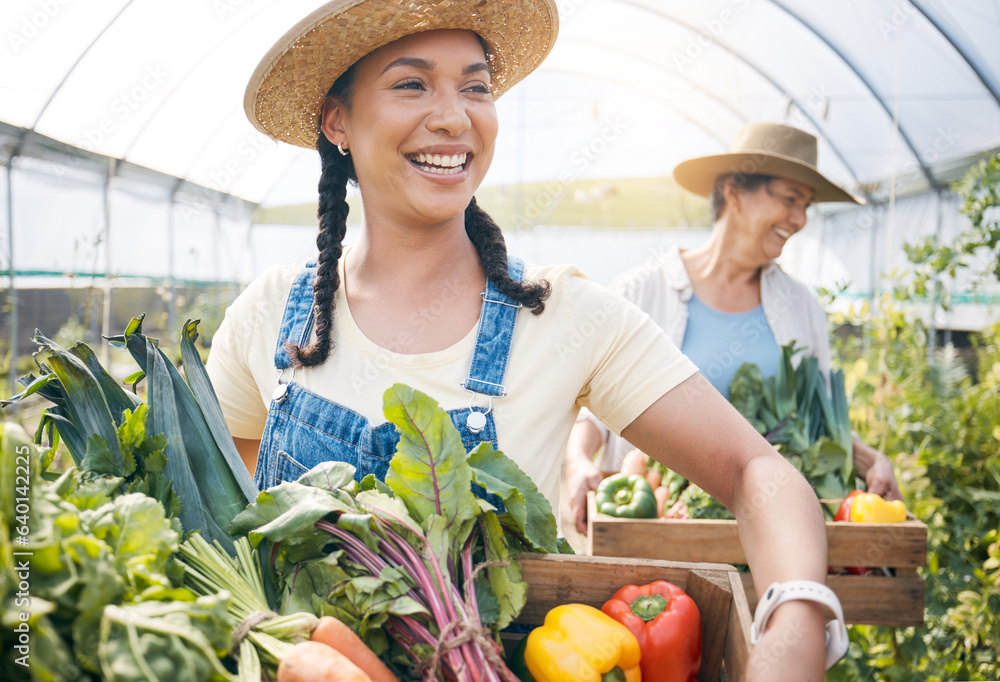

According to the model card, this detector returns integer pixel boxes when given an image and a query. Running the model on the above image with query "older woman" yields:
[208,3,842,677]
[569,121,901,529]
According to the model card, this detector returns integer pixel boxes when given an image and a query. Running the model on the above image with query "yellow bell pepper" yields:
[835,489,907,523]
[851,493,907,523]
[524,603,642,682]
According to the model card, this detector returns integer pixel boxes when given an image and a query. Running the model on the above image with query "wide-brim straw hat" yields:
[245,0,559,149]
[673,122,863,204]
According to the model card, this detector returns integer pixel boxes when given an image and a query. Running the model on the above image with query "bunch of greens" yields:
[2,316,258,554]
[98,594,237,682]
[230,383,564,681]
[4,320,567,680]
[645,459,735,520]
[729,341,857,515]
[177,533,320,682]
[0,419,234,682]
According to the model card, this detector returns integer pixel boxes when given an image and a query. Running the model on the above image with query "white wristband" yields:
[750,580,849,670]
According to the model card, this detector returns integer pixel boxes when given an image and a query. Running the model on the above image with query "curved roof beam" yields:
[766,0,940,190]
[612,0,866,193]
[122,9,267,161]
[907,0,1000,109]
[29,2,135,136]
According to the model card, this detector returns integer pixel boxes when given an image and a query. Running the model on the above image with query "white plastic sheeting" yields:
[1,0,999,324]
[3,0,999,203]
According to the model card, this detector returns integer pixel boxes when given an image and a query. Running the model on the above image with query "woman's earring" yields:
[337,143,349,156]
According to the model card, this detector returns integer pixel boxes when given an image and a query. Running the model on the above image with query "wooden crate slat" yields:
[686,570,732,682]
[826,520,926,568]
[740,573,926,627]
[725,572,752,682]
[588,515,748,564]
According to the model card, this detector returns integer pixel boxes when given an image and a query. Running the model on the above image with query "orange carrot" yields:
[277,641,373,682]
[619,449,648,477]
[654,485,670,517]
[311,616,399,682]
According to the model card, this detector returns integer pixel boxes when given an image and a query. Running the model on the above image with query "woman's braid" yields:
[286,133,353,367]
[464,197,549,314]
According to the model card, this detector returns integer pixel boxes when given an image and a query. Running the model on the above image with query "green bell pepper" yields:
[508,634,536,681]
[595,473,658,518]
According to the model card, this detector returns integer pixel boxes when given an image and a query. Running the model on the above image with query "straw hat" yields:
[245,0,559,149]
[672,122,862,204]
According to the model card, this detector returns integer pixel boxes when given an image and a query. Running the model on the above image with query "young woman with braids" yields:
[206,1,844,676]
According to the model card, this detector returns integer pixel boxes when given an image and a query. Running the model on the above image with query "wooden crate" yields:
[586,493,926,627]
[514,553,751,682]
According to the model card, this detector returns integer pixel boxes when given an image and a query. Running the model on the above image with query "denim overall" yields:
[254,258,524,492]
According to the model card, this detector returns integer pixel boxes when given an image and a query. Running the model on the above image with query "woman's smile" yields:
[407,150,469,174]
[404,146,474,184]
[772,226,793,241]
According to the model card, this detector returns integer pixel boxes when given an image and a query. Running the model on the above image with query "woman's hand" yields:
[566,455,603,535]
[565,419,605,534]
[852,437,902,500]
[864,452,902,500]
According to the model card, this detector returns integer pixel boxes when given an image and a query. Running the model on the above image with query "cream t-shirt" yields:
[206,256,697,512]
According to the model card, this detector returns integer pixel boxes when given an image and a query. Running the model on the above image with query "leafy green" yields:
[5,316,259,554]
[35,334,127,471]
[0,422,189,678]
[112,318,258,553]
[384,384,480,530]
[0,316,271,679]
[678,483,735,520]
[468,442,559,553]
[729,362,765,432]
[98,595,237,682]
[729,341,858,516]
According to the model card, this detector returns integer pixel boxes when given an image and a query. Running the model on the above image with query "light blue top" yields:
[680,293,779,399]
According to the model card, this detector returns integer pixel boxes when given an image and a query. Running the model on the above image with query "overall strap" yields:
[273,261,318,370]
[462,257,524,398]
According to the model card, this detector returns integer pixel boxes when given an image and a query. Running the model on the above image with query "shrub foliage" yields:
[828,155,1000,680]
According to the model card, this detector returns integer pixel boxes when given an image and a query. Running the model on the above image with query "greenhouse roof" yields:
[2,0,999,207]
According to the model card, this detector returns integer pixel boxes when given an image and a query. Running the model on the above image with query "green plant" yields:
[827,149,1000,679]
[903,152,1000,310]
[827,296,1000,681]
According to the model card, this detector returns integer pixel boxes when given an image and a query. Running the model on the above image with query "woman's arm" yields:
[622,372,828,681]
[234,438,261,477]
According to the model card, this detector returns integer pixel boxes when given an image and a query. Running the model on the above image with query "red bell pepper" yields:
[834,489,862,522]
[601,580,701,682]
[833,489,867,574]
